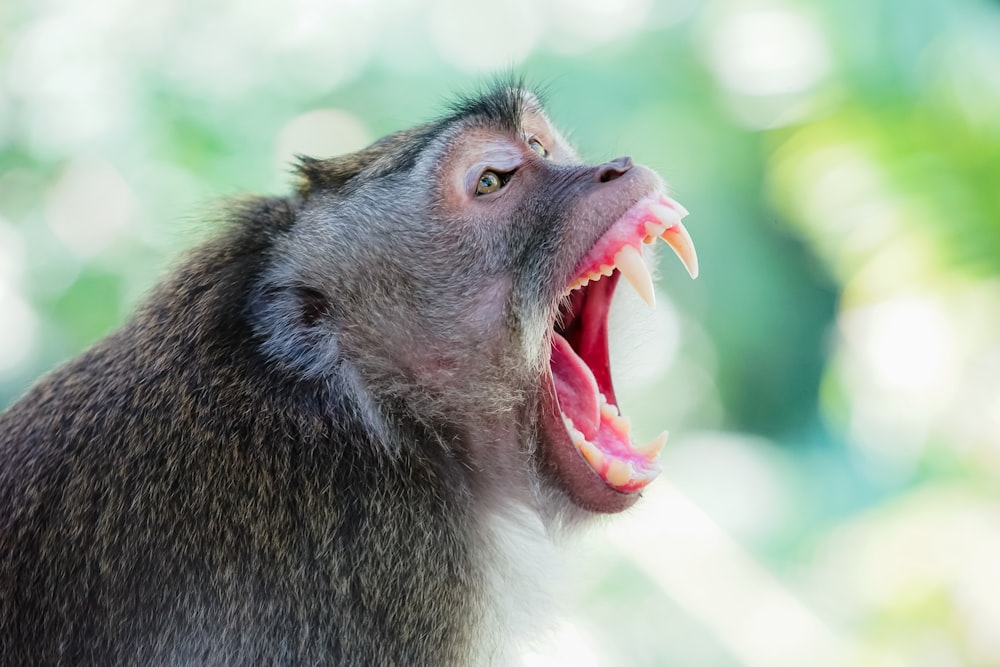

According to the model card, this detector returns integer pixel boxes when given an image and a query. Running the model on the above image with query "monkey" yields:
[0,82,698,666]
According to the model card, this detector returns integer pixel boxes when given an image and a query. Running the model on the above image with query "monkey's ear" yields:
[294,154,367,197]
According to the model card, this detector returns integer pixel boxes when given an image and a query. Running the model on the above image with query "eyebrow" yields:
[457,138,523,192]
[479,140,525,167]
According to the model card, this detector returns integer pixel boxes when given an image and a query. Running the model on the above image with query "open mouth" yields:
[543,192,697,506]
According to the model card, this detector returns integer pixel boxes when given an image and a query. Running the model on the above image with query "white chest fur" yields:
[470,502,562,666]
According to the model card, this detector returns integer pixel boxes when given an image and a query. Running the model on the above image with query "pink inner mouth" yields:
[545,192,695,495]
[551,276,657,493]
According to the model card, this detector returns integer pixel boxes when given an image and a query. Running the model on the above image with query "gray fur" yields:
[0,83,650,665]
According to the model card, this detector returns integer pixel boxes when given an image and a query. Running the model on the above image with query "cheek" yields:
[466,275,513,341]
[390,275,514,386]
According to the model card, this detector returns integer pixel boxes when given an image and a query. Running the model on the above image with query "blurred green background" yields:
[2,0,999,665]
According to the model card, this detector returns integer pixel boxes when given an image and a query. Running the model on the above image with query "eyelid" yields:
[465,163,521,195]
[468,167,516,197]
[528,137,549,158]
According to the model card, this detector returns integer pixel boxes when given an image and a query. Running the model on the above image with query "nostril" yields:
[596,156,633,183]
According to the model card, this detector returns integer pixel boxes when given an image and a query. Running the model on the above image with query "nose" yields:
[595,156,633,183]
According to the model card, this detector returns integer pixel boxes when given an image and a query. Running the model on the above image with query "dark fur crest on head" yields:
[294,76,543,198]
[293,124,441,197]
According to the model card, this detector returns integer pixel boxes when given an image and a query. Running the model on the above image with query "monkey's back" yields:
[0,213,482,666]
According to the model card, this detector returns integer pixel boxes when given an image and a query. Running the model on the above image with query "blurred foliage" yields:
[2,0,1000,665]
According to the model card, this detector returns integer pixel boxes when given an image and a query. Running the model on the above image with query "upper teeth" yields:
[649,202,681,229]
[565,195,698,303]
[614,244,656,308]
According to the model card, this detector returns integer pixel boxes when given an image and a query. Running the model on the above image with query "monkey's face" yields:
[427,95,698,514]
[281,88,697,515]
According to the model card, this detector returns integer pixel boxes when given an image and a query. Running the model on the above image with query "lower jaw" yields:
[537,372,639,514]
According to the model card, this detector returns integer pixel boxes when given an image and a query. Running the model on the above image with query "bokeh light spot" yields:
[0,284,39,374]
[550,0,652,46]
[708,9,830,96]
[429,0,541,72]
[841,297,956,396]
[44,158,137,258]
[274,109,372,172]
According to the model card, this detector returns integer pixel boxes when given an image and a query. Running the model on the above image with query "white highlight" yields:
[608,294,681,389]
[708,9,830,96]
[834,295,961,476]
[45,158,136,258]
[523,620,600,667]
[428,0,541,72]
[662,432,793,543]
[816,489,1000,665]
[274,108,371,170]
[550,0,652,46]
[840,297,957,395]
[607,482,858,667]
[0,218,27,287]
[0,284,39,374]
[0,217,37,373]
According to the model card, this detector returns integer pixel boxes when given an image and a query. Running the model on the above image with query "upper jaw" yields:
[549,165,696,300]
[564,190,698,302]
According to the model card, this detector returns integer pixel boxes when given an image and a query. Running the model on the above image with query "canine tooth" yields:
[630,465,661,485]
[578,439,605,472]
[606,459,633,488]
[650,202,681,228]
[635,430,668,459]
[614,245,656,308]
[660,222,699,280]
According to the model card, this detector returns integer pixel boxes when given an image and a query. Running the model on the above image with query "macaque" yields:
[0,83,697,665]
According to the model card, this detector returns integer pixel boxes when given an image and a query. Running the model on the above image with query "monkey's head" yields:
[256,84,697,515]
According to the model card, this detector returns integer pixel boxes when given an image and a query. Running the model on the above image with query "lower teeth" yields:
[558,408,664,491]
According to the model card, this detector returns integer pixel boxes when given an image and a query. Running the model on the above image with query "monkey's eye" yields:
[528,138,549,158]
[476,170,504,196]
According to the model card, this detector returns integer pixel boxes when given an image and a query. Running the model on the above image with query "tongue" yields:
[550,334,601,440]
